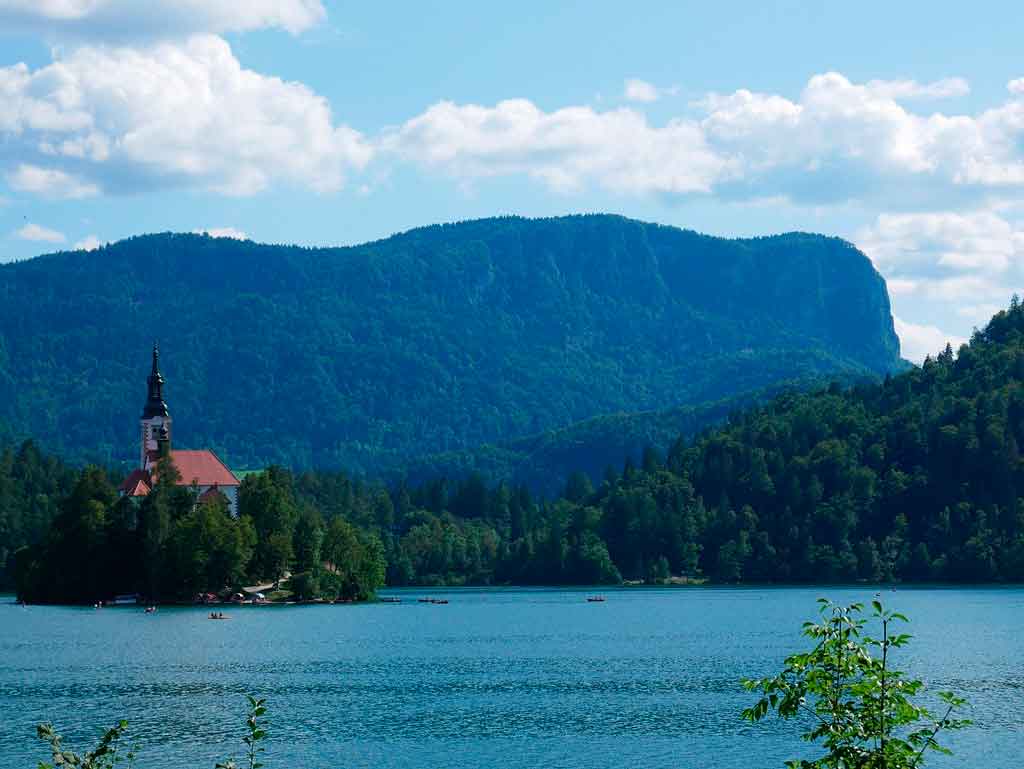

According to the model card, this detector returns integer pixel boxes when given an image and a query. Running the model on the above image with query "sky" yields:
[1,1,1023,362]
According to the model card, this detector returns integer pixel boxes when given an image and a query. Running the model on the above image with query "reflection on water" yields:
[0,587,1021,768]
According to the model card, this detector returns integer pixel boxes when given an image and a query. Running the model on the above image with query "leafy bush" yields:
[743,599,969,768]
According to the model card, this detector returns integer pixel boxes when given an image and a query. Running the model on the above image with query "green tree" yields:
[323,517,386,599]
[743,599,969,768]
[292,507,324,574]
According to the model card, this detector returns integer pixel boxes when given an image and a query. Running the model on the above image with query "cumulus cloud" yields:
[73,234,101,250]
[858,211,1024,274]
[390,72,1024,208]
[387,99,729,195]
[195,227,249,240]
[865,77,969,100]
[0,0,326,41]
[623,78,676,103]
[894,317,967,363]
[15,222,66,242]
[7,165,100,198]
[0,36,372,197]
[1008,78,1024,95]
[856,209,1024,346]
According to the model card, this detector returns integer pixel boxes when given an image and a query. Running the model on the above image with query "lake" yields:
[1,587,1021,769]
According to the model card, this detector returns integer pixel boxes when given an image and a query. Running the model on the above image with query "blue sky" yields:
[2,1,1024,361]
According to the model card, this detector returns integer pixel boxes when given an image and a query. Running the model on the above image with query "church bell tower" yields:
[140,343,172,469]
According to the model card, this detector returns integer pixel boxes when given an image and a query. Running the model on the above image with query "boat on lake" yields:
[586,596,606,603]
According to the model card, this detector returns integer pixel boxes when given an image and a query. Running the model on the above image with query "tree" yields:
[292,507,324,574]
[239,468,298,581]
[742,598,970,768]
[165,494,256,597]
[264,531,293,586]
[323,517,385,599]
[137,455,184,601]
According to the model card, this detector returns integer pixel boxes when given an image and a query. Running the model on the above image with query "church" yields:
[118,345,241,515]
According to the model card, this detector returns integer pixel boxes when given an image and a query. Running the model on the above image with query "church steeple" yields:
[140,343,172,469]
[142,342,169,419]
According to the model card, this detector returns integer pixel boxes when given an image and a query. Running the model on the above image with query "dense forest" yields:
[379,300,1024,584]
[0,215,901,478]
[0,441,77,589]
[399,374,870,497]
[7,299,1024,598]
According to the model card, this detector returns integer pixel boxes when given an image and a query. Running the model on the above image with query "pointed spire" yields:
[142,342,169,419]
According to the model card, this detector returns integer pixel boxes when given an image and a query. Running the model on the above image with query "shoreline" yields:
[7,581,1024,608]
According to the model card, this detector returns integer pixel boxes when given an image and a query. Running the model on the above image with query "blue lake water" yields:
[0,587,1021,769]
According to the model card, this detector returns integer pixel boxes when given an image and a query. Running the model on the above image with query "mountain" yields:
[0,214,902,474]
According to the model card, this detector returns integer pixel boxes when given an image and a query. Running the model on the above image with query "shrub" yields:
[742,598,969,768]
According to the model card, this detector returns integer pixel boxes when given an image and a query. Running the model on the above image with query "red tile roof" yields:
[118,469,152,495]
[126,478,152,496]
[169,450,239,488]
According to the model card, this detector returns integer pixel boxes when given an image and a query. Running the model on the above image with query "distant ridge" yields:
[0,214,902,473]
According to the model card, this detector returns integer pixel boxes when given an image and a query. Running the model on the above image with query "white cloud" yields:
[865,77,969,101]
[194,227,249,240]
[7,164,100,198]
[0,0,326,41]
[387,98,729,195]
[886,277,919,296]
[0,36,372,197]
[390,72,1024,208]
[624,78,676,103]
[894,317,966,363]
[73,234,101,250]
[855,209,1024,349]
[15,222,66,243]
[858,211,1023,274]
[897,317,966,362]
[1008,78,1024,95]
[918,275,1008,302]
[6,62,1024,211]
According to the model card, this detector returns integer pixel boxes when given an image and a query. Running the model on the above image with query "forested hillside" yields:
[10,301,1024,596]
[0,215,901,475]
[384,300,1024,584]
[398,377,850,497]
[333,299,1024,584]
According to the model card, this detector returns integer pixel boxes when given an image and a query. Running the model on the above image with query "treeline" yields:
[8,300,1024,598]
[13,458,386,603]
